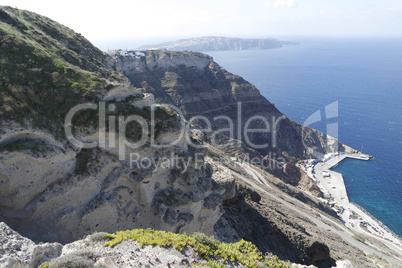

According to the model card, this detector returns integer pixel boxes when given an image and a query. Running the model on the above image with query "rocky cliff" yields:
[0,6,226,244]
[1,222,357,268]
[0,6,401,268]
[110,49,355,162]
[138,36,299,52]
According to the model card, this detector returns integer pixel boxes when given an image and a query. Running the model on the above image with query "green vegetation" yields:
[0,6,125,131]
[41,253,95,268]
[0,4,178,144]
[68,102,177,152]
[104,229,290,268]
[109,104,176,142]
[74,148,94,175]
[0,138,52,153]
[39,263,49,268]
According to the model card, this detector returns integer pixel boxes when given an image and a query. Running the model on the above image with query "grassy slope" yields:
[0,6,125,129]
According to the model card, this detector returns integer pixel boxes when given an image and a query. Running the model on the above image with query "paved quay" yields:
[301,153,402,249]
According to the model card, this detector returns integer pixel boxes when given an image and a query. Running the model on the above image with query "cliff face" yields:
[0,130,226,244]
[0,5,351,244]
[0,7,226,244]
[113,49,354,162]
[138,36,299,52]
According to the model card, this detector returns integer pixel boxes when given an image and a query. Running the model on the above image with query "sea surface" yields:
[207,37,402,238]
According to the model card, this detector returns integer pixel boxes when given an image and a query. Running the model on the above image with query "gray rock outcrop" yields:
[0,222,62,268]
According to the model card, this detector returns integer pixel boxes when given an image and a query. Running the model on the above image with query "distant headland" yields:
[138,36,299,52]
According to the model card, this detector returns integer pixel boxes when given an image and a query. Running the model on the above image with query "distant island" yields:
[138,36,299,52]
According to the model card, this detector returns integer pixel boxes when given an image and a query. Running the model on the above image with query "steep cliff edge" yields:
[111,49,355,162]
[0,6,226,244]
[1,6,400,268]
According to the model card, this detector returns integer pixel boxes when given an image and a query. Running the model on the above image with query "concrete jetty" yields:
[302,152,402,248]
[316,153,372,202]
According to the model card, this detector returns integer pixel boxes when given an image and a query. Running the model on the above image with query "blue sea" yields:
[207,37,402,238]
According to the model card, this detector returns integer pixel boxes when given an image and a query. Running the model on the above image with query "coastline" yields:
[350,201,402,242]
[300,153,402,249]
[329,154,402,241]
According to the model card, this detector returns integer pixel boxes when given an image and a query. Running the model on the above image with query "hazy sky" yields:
[2,0,402,47]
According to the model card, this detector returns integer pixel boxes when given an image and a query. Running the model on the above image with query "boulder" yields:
[307,241,330,263]
[0,222,62,268]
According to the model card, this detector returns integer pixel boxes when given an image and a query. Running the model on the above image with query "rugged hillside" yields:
[138,36,299,52]
[0,5,133,141]
[110,49,355,163]
[1,6,401,268]
[0,6,226,245]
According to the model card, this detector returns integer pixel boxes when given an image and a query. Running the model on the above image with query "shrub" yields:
[47,253,94,268]
[89,232,110,242]
[104,228,290,268]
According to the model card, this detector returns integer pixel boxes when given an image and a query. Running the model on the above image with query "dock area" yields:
[315,153,372,203]
[325,153,372,169]
[300,152,402,248]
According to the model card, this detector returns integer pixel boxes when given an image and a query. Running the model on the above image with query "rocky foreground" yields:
[1,222,357,268]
